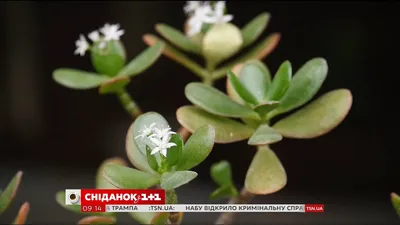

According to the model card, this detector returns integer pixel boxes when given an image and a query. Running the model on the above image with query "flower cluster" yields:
[135,123,177,157]
[74,23,125,56]
[184,1,233,36]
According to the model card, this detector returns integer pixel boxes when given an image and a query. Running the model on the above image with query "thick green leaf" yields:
[160,171,198,190]
[226,64,246,104]
[146,145,159,172]
[0,171,23,215]
[117,42,165,77]
[245,145,286,194]
[129,212,156,224]
[167,134,183,167]
[175,125,215,171]
[239,60,271,102]
[241,12,270,48]
[253,101,279,119]
[98,76,130,94]
[210,185,239,200]
[243,60,272,80]
[102,165,160,189]
[241,117,262,129]
[177,106,255,143]
[151,212,169,225]
[126,122,157,174]
[391,192,400,217]
[266,60,292,101]
[273,89,352,139]
[226,61,271,105]
[77,216,116,225]
[227,71,258,105]
[210,160,232,186]
[156,23,201,54]
[248,124,282,146]
[91,40,126,77]
[96,157,128,189]
[132,112,170,155]
[12,202,29,225]
[212,33,281,80]
[185,82,257,118]
[53,69,109,89]
[268,58,328,118]
[143,34,207,79]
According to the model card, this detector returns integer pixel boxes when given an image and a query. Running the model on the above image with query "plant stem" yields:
[214,188,255,225]
[116,88,142,119]
[115,88,191,144]
[166,190,181,225]
[204,60,215,85]
[143,34,208,80]
[203,76,214,85]
[177,61,217,142]
[168,212,181,225]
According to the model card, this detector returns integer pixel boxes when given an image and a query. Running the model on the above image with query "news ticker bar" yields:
[81,204,324,213]
[65,189,324,213]
[102,204,324,213]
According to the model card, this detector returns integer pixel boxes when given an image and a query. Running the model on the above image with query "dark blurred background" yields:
[0,1,399,224]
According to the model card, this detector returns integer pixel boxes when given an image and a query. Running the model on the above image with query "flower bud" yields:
[202,23,243,68]
[91,40,126,77]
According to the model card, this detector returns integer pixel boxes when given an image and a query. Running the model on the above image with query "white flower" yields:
[150,126,176,139]
[88,30,100,42]
[100,23,125,41]
[202,1,233,24]
[88,30,107,49]
[187,16,203,37]
[135,122,157,139]
[184,1,202,14]
[73,23,125,56]
[149,134,177,157]
[98,41,107,49]
[74,34,89,56]
[186,3,213,36]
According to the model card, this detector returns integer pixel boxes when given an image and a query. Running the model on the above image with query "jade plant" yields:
[142,1,280,85]
[107,114,215,224]
[176,58,353,223]
[0,171,30,224]
[52,1,355,225]
[55,114,216,225]
[53,23,165,118]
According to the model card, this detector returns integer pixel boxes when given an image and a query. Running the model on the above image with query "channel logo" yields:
[65,189,81,205]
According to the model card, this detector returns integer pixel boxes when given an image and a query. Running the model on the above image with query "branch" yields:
[116,90,193,143]
[166,190,182,225]
[214,188,255,225]
[116,89,142,119]
[143,34,208,80]
[168,212,181,225]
